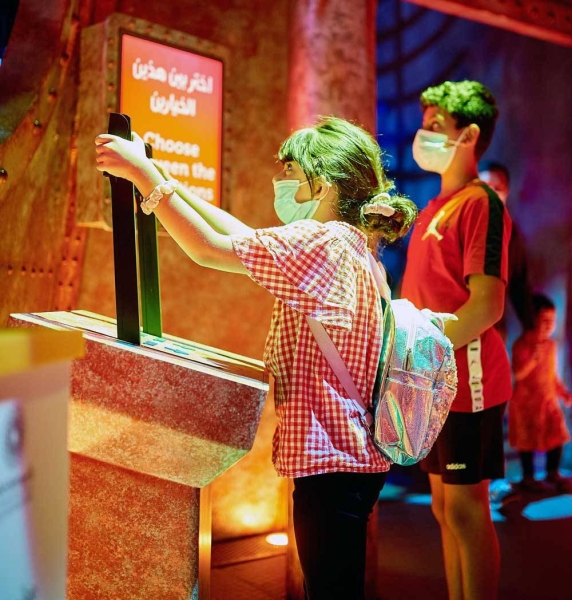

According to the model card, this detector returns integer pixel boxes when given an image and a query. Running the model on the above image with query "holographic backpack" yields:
[371,297,458,465]
[307,255,458,466]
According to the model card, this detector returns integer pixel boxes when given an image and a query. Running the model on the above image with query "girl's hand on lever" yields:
[95,133,156,189]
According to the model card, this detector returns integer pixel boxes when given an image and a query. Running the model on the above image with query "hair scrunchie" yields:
[361,192,395,217]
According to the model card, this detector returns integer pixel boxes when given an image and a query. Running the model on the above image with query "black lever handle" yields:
[136,143,162,337]
[104,112,141,346]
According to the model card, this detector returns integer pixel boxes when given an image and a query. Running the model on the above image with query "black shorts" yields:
[420,402,507,485]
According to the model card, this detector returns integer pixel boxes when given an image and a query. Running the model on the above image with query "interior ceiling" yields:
[404,0,572,47]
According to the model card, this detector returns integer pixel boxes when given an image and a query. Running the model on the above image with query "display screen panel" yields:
[120,33,224,206]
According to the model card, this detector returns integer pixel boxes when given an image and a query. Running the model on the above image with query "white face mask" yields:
[273,179,328,224]
[412,128,468,174]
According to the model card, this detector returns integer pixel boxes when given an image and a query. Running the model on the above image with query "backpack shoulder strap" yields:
[366,253,396,405]
[367,252,391,301]
[306,252,393,428]
[306,316,373,427]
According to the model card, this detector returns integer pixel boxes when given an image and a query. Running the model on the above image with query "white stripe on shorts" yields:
[467,338,484,412]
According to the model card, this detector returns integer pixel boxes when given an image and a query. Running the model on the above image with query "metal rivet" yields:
[0,169,7,182]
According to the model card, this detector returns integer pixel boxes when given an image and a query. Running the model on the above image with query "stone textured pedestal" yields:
[9,310,269,600]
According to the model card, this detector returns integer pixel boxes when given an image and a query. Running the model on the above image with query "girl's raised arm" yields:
[95,133,249,274]
[151,159,254,237]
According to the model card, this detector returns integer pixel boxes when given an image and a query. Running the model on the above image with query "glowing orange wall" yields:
[0,0,290,543]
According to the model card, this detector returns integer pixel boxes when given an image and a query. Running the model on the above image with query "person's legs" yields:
[428,474,463,600]
[520,451,535,480]
[546,445,563,480]
[442,480,500,600]
[519,450,554,491]
[544,446,572,492]
[292,471,386,600]
[422,404,506,600]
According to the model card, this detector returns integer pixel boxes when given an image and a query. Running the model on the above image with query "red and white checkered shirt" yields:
[232,220,390,478]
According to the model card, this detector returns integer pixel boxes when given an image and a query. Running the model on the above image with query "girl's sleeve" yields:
[231,221,357,330]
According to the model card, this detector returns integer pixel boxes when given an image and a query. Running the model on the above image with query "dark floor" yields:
[211,448,572,600]
[211,534,287,599]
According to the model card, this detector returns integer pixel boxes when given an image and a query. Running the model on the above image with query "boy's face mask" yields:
[412,128,468,174]
[273,179,329,224]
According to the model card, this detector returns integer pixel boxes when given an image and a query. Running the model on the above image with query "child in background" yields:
[509,293,572,492]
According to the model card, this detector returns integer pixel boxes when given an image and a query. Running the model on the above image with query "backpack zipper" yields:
[404,319,416,371]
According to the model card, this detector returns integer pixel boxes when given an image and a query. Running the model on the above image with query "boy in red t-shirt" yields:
[402,80,512,600]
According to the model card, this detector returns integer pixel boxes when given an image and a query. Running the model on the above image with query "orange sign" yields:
[120,34,223,206]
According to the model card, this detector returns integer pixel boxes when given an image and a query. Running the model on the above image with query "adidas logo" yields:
[446,463,467,470]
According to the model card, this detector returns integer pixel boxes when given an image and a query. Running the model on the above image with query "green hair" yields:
[278,116,417,244]
[420,80,499,159]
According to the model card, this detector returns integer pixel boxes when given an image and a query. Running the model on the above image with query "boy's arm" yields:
[444,273,505,350]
